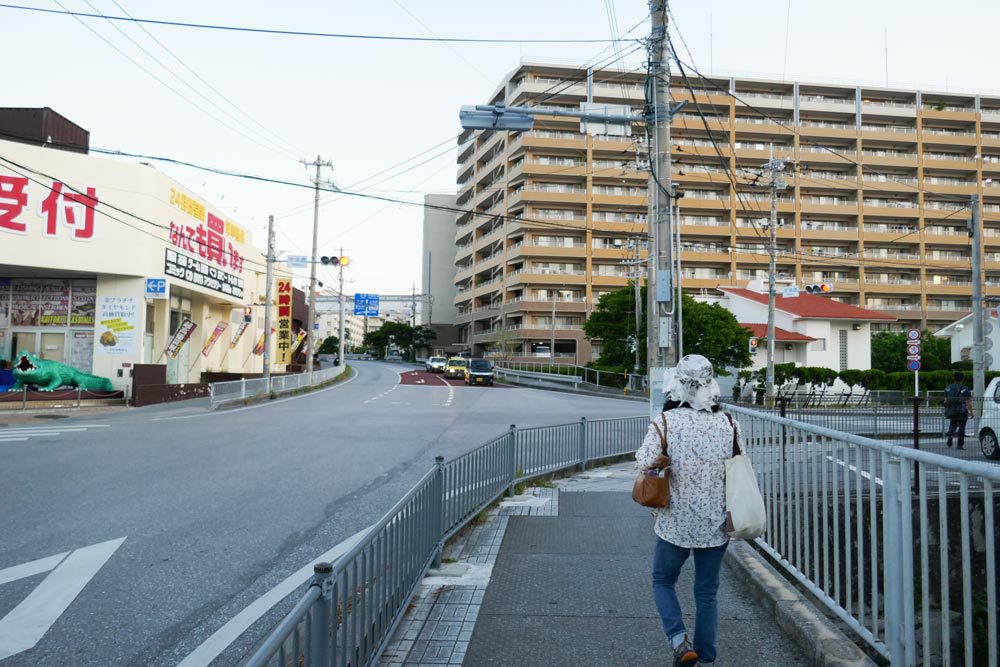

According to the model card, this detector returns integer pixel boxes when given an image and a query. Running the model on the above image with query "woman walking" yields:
[635,355,740,667]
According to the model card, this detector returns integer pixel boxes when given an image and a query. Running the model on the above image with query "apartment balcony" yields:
[455,264,474,283]
[924,308,970,321]
[924,252,971,268]
[673,169,733,188]
[922,107,977,123]
[589,246,634,261]
[733,145,793,163]
[680,219,733,236]
[734,224,795,239]
[921,154,978,171]
[923,229,970,245]
[923,204,969,220]
[472,278,504,298]
[983,132,1000,148]
[921,180,978,197]
[860,100,916,118]
[860,176,919,194]
[860,126,918,143]
[860,152,918,168]
[922,128,977,147]
[591,273,630,288]
[672,143,731,159]
[455,242,474,262]
[507,241,587,261]
[508,188,586,208]
[863,226,917,243]
[800,198,859,215]
[798,95,856,114]
[671,88,732,107]
[798,147,860,165]
[503,298,588,315]
[591,161,647,181]
[455,310,474,324]
[799,224,859,241]
[674,115,729,133]
[923,281,972,296]
[592,191,647,207]
[511,131,587,153]
[505,269,588,287]
[861,201,920,218]
[519,160,589,178]
[455,221,475,244]
[680,194,732,212]
[592,134,638,154]
[732,117,794,137]
[735,92,794,111]
[796,250,858,266]
[679,276,731,290]
[680,247,731,263]
[863,278,921,295]
[864,252,920,266]
[797,123,858,140]
[797,173,858,190]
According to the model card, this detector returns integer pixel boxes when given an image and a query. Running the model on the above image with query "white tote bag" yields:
[723,416,766,540]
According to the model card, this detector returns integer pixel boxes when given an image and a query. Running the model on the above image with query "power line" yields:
[107,0,307,157]
[1,3,639,43]
[49,0,298,162]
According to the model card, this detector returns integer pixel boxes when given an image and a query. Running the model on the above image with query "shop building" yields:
[0,111,284,390]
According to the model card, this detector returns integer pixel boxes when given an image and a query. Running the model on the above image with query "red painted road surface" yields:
[398,370,508,387]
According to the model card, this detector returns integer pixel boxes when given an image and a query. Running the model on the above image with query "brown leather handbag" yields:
[632,413,671,508]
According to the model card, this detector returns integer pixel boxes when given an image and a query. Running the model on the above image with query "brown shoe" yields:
[673,636,698,667]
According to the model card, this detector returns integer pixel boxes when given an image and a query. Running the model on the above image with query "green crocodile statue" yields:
[10,350,114,392]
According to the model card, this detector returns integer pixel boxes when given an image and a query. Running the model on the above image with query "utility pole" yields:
[411,283,417,327]
[646,0,677,390]
[971,194,984,429]
[262,214,275,388]
[672,186,684,357]
[549,293,557,365]
[303,155,332,379]
[763,145,787,400]
[338,246,346,367]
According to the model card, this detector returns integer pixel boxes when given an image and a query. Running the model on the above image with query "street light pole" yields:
[262,214,275,388]
[303,155,332,380]
[971,194,984,429]
[338,247,346,367]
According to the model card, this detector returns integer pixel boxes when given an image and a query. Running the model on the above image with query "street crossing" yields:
[0,423,110,443]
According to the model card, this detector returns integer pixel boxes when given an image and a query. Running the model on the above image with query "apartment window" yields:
[839,329,848,371]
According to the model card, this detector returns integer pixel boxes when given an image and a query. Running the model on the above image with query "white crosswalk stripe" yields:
[0,423,109,443]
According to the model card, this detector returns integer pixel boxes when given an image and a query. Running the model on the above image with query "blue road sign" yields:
[353,293,380,317]
[144,278,168,299]
[907,359,921,372]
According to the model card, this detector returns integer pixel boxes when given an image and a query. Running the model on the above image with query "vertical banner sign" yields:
[275,279,293,364]
[165,318,197,359]
[201,321,228,357]
[230,320,249,348]
[253,328,275,355]
[289,329,308,357]
[96,297,138,355]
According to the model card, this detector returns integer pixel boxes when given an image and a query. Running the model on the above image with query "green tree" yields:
[681,294,752,374]
[362,321,436,360]
[582,284,646,371]
[318,336,339,354]
[582,287,752,374]
[871,330,951,373]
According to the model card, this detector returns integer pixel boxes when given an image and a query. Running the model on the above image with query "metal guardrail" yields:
[492,362,647,395]
[727,403,999,666]
[209,365,347,408]
[242,415,647,667]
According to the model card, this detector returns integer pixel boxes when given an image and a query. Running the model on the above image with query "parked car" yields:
[425,356,447,373]
[464,359,494,386]
[444,357,468,379]
[977,377,1000,459]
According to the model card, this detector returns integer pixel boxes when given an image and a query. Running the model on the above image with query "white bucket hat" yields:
[661,354,721,412]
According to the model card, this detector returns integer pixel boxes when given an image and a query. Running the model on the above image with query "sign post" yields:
[906,328,921,396]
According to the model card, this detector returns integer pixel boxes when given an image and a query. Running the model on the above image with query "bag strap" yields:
[650,412,669,456]
[725,413,741,457]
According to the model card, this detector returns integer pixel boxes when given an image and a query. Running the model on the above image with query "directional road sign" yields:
[353,293,380,317]
[144,278,168,299]
[286,255,309,269]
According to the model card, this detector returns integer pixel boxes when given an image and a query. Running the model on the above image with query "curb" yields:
[724,541,878,667]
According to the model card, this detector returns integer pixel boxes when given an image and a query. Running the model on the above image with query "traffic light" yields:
[805,283,834,294]
[243,305,252,323]
[320,256,350,267]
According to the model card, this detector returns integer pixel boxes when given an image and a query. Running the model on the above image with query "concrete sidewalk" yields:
[380,462,818,666]
[463,487,807,666]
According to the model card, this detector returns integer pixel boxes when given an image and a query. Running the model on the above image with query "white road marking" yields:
[0,552,69,587]
[178,525,374,667]
[0,537,126,660]
[0,438,28,442]
[826,456,884,486]
[443,385,455,407]
[150,368,357,421]
[0,424,108,433]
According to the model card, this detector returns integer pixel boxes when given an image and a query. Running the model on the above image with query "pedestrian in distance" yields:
[943,371,973,450]
[635,355,741,667]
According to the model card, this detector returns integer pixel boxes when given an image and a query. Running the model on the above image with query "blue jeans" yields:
[652,537,729,664]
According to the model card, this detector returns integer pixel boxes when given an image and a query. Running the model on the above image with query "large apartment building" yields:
[453,62,1000,364]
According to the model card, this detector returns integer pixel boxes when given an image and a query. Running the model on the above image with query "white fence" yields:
[209,365,347,408]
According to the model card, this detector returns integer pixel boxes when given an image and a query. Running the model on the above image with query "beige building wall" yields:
[0,138,291,389]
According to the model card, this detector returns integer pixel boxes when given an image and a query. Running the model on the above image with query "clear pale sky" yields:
[3,1,997,295]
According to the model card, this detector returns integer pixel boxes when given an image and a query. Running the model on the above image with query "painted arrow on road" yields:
[0,537,126,660]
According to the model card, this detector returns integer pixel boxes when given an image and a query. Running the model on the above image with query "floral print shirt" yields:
[635,408,742,548]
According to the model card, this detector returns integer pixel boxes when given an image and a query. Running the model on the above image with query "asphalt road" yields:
[0,361,643,666]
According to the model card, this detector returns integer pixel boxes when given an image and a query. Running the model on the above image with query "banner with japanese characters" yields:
[289,329,307,357]
[201,321,228,357]
[252,328,275,356]
[96,296,138,356]
[275,279,293,364]
[70,281,96,326]
[165,318,197,359]
[230,320,249,349]
[165,249,244,300]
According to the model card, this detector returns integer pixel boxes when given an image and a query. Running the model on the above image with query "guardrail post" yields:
[240,377,246,400]
[507,424,517,497]
[433,455,445,569]
[779,397,788,462]
[77,387,82,409]
[22,386,27,410]
[308,562,333,667]
[883,459,906,667]
[578,417,587,472]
